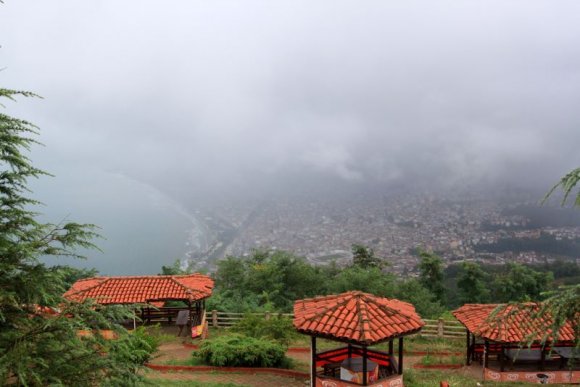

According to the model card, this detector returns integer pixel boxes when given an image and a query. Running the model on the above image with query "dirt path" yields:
[145,369,307,386]
[151,342,194,364]
[149,342,426,386]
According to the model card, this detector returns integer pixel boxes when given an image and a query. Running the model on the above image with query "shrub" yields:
[230,314,298,346]
[194,334,286,367]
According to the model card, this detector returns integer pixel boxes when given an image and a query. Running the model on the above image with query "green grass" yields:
[419,354,463,366]
[290,333,464,354]
[404,369,538,387]
[403,335,464,353]
[160,357,206,366]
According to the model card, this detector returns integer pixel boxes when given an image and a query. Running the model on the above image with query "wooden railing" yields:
[420,318,465,338]
[204,311,465,338]
[205,311,293,328]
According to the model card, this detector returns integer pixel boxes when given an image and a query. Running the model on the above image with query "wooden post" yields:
[540,347,546,371]
[187,301,193,331]
[398,337,404,375]
[212,310,218,328]
[265,311,271,321]
[484,340,489,370]
[311,336,317,387]
[438,318,444,337]
[466,330,471,365]
[500,344,505,372]
[362,346,368,386]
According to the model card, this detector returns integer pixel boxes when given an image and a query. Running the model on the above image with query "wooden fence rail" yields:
[204,311,465,338]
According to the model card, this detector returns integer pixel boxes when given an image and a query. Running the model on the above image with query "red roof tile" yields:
[63,274,213,305]
[293,291,424,345]
[453,303,576,344]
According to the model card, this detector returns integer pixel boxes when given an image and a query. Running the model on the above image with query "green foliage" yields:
[493,262,553,302]
[0,88,146,385]
[194,334,287,367]
[51,265,99,291]
[329,265,396,296]
[419,354,462,366]
[210,250,329,312]
[543,167,580,207]
[230,314,298,346]
[105,326,160,381]
[532,285,580,357]
[351,243,385,269]
[159,259,190,275]
[456,262,490,304]
[395,279,445,319]
[418,251,446,303]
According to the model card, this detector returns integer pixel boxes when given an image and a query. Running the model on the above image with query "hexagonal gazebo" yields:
[453,303,579,384]
[294,291,424,387]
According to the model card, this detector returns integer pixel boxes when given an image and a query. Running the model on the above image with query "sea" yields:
[31,167,203,276]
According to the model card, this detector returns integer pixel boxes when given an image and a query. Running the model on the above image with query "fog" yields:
[1,1,579,273]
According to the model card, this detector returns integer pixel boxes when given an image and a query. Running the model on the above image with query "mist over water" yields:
[32,168,197,275]
[3,1,580,274]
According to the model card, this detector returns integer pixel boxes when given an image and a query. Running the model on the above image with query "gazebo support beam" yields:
[398,337,404,375]
[187,300,193,332]
[311,336,317,387]
[466,330,471,365]
[500,344,505,372]
[484,340,489,369]
[362,346,368,386]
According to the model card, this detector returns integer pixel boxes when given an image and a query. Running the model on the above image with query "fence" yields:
[420,318,465,339]
[204,311,465,338]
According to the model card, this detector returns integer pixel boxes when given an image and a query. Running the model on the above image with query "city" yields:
[186,190,580,274]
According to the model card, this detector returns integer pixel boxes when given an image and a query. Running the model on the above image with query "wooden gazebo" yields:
[64,274,213,335]
[294,291,424,387]
[453,303,579,384]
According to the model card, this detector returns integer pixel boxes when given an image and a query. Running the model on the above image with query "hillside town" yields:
[187,192,580,273]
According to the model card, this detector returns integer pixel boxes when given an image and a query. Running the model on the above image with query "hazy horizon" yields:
[2,1,579,274]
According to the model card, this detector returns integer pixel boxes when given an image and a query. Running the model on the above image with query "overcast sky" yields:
[3,1,580,273]
[1,1,579,207]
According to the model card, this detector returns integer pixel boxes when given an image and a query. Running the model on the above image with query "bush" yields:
[230,314,298,346]
[131,326,160,356]
[106,326,159,372]
[194,334,287,367]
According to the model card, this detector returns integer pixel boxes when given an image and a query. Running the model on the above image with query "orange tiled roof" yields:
[293,291,424,345]
[64,274,213,305]
[453,303,576,343]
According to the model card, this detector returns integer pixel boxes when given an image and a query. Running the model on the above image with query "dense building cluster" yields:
[187,192,580,273]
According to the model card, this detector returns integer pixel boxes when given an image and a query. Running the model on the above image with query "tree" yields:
[160,259,190,275]
[493,262,552,303]
[210,250,327,312]
[543,167,580,207]
[351,243,385,269]
[456,262,490,304]
[535,167,580,355]
[51,265,99,290]
[329,266,396,297]
[417,250,446,303]
[0,89,148,385]
[395,279,445,319]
